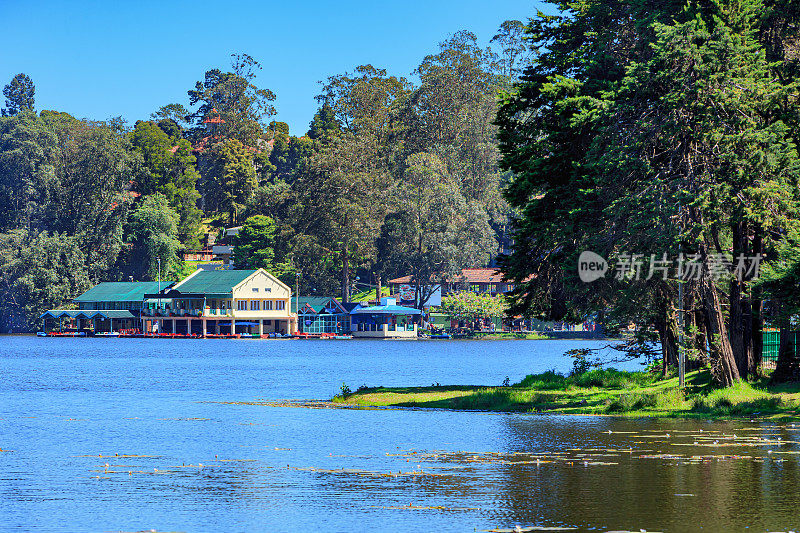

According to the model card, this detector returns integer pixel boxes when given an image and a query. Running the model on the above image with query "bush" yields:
[571,369,656,389]
[690,382,787,415]
[606,388,685,413]
[517,370,567,390]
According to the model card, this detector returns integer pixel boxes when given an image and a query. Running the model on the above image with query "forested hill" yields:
[0,24,529,332]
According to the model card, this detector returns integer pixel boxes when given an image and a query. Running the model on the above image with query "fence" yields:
[762,330,800,366]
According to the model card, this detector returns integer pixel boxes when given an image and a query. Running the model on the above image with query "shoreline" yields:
[331,369,800,421]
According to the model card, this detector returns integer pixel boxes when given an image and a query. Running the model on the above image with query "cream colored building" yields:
[142,268,297,337]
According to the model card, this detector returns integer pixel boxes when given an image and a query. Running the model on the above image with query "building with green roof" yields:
[40,281,175,334]
[141,268,297,337]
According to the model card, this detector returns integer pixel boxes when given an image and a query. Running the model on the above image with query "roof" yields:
[388,268,525,285]
[40,309,89,319]
[74,282,173,303]
[171,269,257,295]
[340,302,362,313]
[293,297,345,314]
[40,309,136,319]
[87,310,136,319]
[352,304,422,315]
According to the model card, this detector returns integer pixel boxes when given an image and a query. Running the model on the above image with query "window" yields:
[264,300,273,310]
[252,287,259,292]
[250,300,260,311]
[237,300,247,311]
[276,300,286,311]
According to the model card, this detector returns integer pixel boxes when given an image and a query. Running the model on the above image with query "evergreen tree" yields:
[2,73,35,116]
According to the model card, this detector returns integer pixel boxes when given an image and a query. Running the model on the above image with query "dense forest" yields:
[0,23,530,332]
[498,0,800,385]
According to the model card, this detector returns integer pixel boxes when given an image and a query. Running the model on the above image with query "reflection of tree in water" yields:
[495,416,800,531]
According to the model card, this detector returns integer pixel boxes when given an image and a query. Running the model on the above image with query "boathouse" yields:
[350,298,421,338]
[40,281,173,334]
[294,297,350,334]
[142,268,297,337]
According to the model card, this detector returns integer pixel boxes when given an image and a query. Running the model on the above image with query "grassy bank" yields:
[332,369,800,419]
[467,331,551,340]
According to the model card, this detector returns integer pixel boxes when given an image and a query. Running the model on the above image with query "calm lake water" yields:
[1,336,798,533]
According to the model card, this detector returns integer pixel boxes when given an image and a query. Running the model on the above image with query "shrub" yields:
[606,389,685,413]
[517,370,567,390]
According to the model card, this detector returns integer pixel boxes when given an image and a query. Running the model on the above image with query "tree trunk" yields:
[771,299,799,383]
[688,307,708,372]
[729,221,749,379]
[748,227,764,377]
[655,298,678,378]
[375,274,382,305]
[702,274,740,386]
[341,242,349,303]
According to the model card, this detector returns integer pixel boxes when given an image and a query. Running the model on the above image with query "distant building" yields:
[40,281,174,333]
[388,268,517,305]
[293,297,350,334]
[210,226,242,265]
[350,297,421,338]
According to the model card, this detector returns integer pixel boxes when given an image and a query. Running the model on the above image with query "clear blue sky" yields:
[1,0,547,135]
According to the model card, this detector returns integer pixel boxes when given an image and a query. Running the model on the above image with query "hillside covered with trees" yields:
[0,23,530,332]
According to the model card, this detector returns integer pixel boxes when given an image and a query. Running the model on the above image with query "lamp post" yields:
[295,272,301,317]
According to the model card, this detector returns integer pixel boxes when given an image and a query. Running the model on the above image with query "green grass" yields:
[350,287,391,302]
[470,332,551,340]
[332,369,800,419]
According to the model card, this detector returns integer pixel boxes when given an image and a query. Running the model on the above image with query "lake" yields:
[1,336,798,532]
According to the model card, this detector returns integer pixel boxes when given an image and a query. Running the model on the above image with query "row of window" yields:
[237,300,287,311]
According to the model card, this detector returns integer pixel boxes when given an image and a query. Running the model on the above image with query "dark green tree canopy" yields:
[233,215,279,271]
[2,73,35,116]
[187,53,276,145]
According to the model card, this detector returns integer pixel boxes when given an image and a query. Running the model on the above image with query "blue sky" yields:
[1,0,546,135]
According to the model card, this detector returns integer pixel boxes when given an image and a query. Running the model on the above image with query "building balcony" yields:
[203,308,232,317]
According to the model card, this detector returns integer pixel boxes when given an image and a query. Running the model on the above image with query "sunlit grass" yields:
[333,368,800,419]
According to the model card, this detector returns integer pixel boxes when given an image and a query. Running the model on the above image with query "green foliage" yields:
[233,215,281,272]
[129,120,202,247]
[339,382,352,398]
[517,368,658,390]
[0,229,88,331]
[122,193,182,281]
[440,291,506,321]
[690,381,786,415]
[187,53,275,146]
[497,0,800,385]
[307,102,340,140]
[2,73,35,116]
[151,103,189,126]
[605,389,685,413]
[202,138,258,224]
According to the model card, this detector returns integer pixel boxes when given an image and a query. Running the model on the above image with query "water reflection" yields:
[2,337,800,532]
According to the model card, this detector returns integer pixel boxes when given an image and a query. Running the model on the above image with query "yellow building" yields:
[142,268,297,337]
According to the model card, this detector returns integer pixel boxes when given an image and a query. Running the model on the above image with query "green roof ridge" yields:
[74,281,174,302]
[172,269,258,295]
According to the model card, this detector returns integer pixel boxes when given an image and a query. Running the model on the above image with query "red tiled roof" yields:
[203,108,226,124]
[389,268,507,285]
